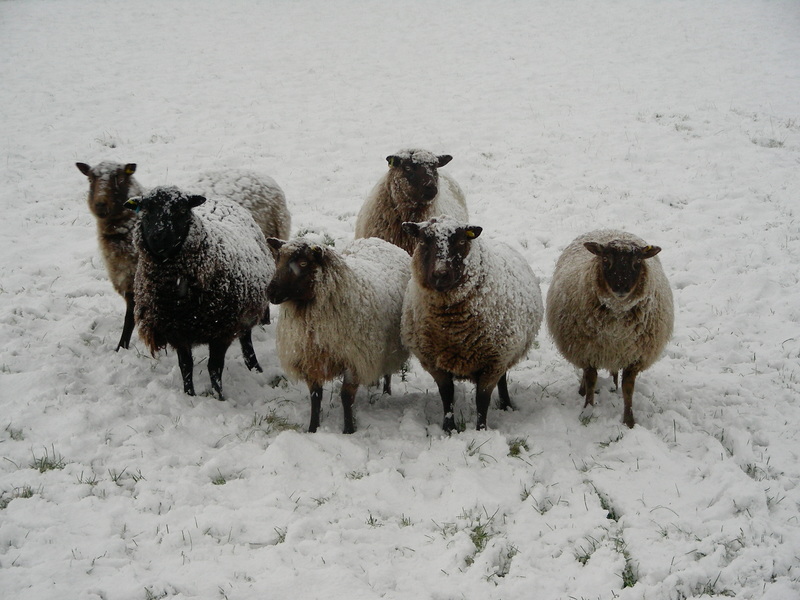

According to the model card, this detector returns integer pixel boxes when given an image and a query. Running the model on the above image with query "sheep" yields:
[76,162,144,351]
[77,162,290,348]
[401,215,544,432]
[124,186,274,401]
[266,236,411,434]
[545,229,674,428]
[354,149,468,254]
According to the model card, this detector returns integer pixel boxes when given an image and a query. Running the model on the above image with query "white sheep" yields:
[401,215,544,432]
[266,236,411,434]
[125,186,274,401]
[354,149,468,254]
[545,229,674,428]
[76,162,291,347]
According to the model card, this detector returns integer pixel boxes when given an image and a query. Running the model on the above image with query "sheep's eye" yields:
[298,261,308,268]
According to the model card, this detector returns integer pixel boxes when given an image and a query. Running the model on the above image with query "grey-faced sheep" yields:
[354,149,468,254]
[545,229,674,428]
[76,162,144,350]
[76,162,291,348]
[266,237,411,434]
[125,186,274,401]
[401,215,544,432]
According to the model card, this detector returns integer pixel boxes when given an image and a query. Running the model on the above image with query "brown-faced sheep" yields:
[76,162,291,346]
[545,229,674,428]
[401,215,544,432]
[266,237,411,434]
[354,149,468,254]
[125,186,274,401]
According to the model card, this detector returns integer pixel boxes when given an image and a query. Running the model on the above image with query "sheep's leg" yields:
[262,305,270,325]
[208,341,229,401]
[580,367,598,407]
[176,346,195,396]
[430,368,456,433]
[308,382,323,433]
[382,375,392,395]
[476,374,499,431]
[341,372,358,434]
[612,370,619,391]
[497,372,513,411]
[621,366,638,428]
[240,330,262,372]
[116,292,135,351]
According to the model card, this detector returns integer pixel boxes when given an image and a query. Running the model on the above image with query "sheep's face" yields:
[387,151,453,205]
[125,187,205,261]
[266,239,325,305]
[77,162,138,221]
[403,216,482,293]
[584,240,661,299]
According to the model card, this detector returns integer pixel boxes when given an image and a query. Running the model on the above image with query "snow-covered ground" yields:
[2,1,800,598]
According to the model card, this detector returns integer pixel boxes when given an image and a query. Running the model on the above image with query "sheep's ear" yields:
[402,222,423,238]
[124,163,137,175]
[584,242,604,256]
[437,155,453,168]
[187,195,206,209]
[267,238,285,251]
[386,155,402,168]
[464,226,482,239]
[310,245,324,261]
[641,245,661,259]
[76,162,91,176]
[124,197,141,213]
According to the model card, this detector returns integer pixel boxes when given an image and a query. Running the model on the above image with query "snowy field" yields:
[2,1,800,599]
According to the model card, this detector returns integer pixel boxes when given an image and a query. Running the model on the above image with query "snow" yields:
[1,1,799,599]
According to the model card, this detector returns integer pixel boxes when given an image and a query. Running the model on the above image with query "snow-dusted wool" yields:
[76,161,144,351]
[546,229,674,428]
[401,215,544,432]
[354,149,468,254]
[128,186,274,401]
[267,237,411,433]
[77,162,291,350]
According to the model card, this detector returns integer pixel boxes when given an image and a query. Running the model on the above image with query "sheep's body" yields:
[76,162,144,350]
[131,187,274,400]
[401,216,543,431]
[77,162,291,347]
[355,149,468,254]
[267,237,411,433]
[546,229,674,427]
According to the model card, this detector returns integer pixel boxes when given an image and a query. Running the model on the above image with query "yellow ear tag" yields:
[125,167,135,175]
[465,230,476,239]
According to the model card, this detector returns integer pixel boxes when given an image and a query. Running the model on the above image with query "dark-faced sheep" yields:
[125,186,274,401]
[545,229,674,428]
[401,215,544,432]
[76,162,143,350]
[354,149,468,254]
[266,237,411,434]
[76,162,291,348]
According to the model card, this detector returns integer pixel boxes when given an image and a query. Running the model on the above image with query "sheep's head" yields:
[77,162,138,221]
[124,186,205,261]
[403,215,482,293]
[386,150,453,205]
[266,238,326,305]
[584,240,661,299]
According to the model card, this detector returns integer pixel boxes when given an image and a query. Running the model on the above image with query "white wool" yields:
[546,229,674,373]
[276,237,411,385]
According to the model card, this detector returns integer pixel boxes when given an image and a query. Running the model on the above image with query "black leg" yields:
[382,374,391,395]
[430,368,456,433]
[580,367,598,407]
[262,305,270,325]
[497,372,513,411]
[341,379,358,434]
[208,341,229,401]
[176,346,195,396]
[308,382,323,433]
[621,366,638,428]
[475,374,499,431]
[116,293,135,351]
[240,329,262,372]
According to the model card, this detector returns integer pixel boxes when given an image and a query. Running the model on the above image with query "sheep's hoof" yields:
[342,423,356,435]
[623,411,635,429]
[579,404,594,424]
[442,415,456,434]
